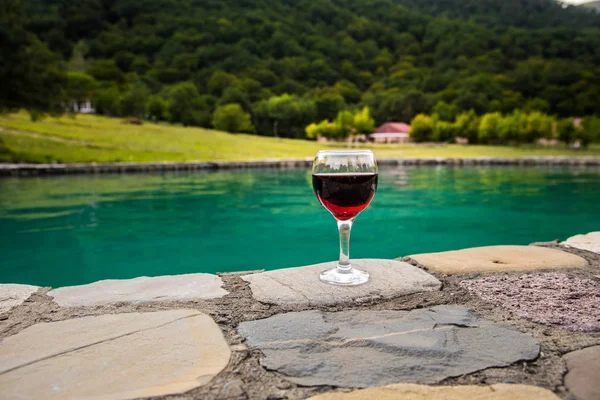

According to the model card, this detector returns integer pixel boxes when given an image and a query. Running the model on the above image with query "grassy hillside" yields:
[1,112,599,163]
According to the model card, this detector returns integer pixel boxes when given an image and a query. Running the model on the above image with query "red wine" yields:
[312,173,378,220]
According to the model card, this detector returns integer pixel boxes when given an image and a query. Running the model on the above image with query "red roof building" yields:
[370,122,411,143]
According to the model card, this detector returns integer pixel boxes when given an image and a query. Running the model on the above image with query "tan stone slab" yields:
[409,245,586,275]
[308,383,561,400]
[562,232,600,254]
[241,259,441,307]
[563,345,600,400]
[49,273,228,307]
[0,310,231,399]
[0,284,39,313]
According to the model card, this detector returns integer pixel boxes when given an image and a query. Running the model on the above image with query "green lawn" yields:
[1,112,599,163]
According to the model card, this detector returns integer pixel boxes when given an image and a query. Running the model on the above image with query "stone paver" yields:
[409,245,586,275]
[461,272,600,331]
[0,284,39,313]
[49,273,228,307]
[307,383,561,400]
[237,305,539,388]
[563,346,600,400]
[241,259,441,307]
[0,310,231,399]
[562,232,600,254]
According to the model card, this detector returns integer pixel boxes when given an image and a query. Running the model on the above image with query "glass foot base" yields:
[319,266,370,286]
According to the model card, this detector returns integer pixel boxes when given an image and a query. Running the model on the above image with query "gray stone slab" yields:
[49,273,228,307]
[241,259,441,307]
[0,284,39,313]
[238,305,539,388]
[563,345,600,400]
[562,232,600,254]
[0,310,231,399]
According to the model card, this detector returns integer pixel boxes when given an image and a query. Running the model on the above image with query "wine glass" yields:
[312,150,378,285]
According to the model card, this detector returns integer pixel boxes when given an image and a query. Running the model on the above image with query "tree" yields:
[432,101,458,122]
[254,94,316,138]
[314,93,346,122]
[409,114,434,142]
[93,87,121,116]
[305,119,338,140]
[497,111,527,143]
[455,110,479,143]
[478,112,502,143]
[87,60,125,84]
[217,86,251,112]
[212,104,254,133]
[207,71,237,96]
[433,120,457,142]
[558,118,575,145]
[120,81,150,118]
[334,110,356,139]
[146,95,168,121]
[0,0,66,117]
[524,112,553,142]
[353,107,375,134]
[168,82,209,127]
[581,116,600,144]
[66,72,98,112]
[373,90,430,124]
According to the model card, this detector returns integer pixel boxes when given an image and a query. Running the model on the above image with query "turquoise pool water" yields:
[1,166,599,287]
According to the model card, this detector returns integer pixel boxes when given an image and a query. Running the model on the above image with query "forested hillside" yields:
[3,0,600,138]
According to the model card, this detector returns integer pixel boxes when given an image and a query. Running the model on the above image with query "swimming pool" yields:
[1,166,598,287]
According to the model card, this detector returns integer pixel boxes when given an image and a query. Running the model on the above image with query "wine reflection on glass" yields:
[312,150,378,286]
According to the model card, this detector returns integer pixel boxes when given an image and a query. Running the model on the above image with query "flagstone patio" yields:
[0,232,599,400]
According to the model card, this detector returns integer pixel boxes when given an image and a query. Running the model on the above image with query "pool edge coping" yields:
[2,156,600,176]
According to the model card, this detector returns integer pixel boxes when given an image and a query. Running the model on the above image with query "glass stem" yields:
[337,219,353,272]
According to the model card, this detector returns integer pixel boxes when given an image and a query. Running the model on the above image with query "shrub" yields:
[146,95,168,121]
[478,112,502,143]
[433,120,457,142]
[409,114,434,142]
[455,110,479,143]
[212,104,254,133]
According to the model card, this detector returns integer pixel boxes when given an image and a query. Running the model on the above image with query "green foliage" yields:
[8,0,600,130]
[558,118,576,145]
[371,90,430,125]
[432,120,457,143]
[1,0,66,117]
[305,120,336,140]
[255,94,317,138]
[93,87,121,116]
[497,111,526,143]
[334,110,356,139]
[146,96,168,121]
[455,110,480,143]
[353,107,375,134]
[304,107,374,140]
[580,116,600,147]
[409,114,435,142]
[207,71,238,96]
[167,82,209,127]
[120,81,150,118]
[87,60,125,84]
[524,112,554,142]
[432,101,458,122]
[478,113,502,143]
[314,93,346,122]
[66,72,98,111]
[212,104,254,134]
